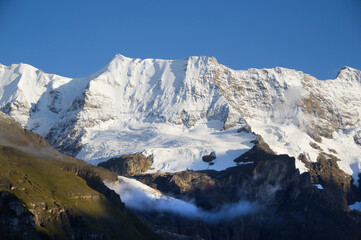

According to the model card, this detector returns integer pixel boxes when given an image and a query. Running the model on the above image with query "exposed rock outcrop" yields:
[0,191,39,240]
[202,152,216,163]
[299,152,358,211]
[130,138,361,239]
[354,131,361,146]
[1,57,361,179]
[98,153,153,177]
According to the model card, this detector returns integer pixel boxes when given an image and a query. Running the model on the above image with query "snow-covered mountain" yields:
[0,55,361,181]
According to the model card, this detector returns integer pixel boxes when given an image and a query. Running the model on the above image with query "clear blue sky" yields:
[0,0,360,80]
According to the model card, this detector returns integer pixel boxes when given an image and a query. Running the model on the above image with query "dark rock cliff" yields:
[0,191,39,240]
[106,136,361,240]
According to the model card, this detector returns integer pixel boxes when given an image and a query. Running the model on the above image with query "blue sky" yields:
[0,0,360,79]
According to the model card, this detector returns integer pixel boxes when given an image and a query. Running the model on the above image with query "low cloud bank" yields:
[106,176,259,223]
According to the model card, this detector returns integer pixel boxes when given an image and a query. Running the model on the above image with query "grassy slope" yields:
[0,113,160,240]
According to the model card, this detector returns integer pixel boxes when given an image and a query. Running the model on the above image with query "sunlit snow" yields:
[77,120,256,172]
[1,55,361,181]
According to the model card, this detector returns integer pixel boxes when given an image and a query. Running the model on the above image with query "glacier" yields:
[0,55,361,181]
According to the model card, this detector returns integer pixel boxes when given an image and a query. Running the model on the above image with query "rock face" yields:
[0,56,361,180]
[1,56,361,239]
[202,152,216,163]
[131,139,361,240]
[0,55,361,240]
[0,191,39,240]
[98,153,153,176]
[135,137,310,210]
[354,131,361,145]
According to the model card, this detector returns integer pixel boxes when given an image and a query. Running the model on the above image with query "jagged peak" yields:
[242,66,302,76]
[183,56,216,69]
[16,62,40,72]
[112,53,133,61]
[105,54,133,66]
[337,66,359,74]
[0,63,45,78]
[108,54,214,68]
[335,66,361,81]
[185,55,209,60]
[340,66,356,71]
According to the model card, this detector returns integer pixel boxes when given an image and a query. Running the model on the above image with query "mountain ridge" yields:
[0,55,361,181]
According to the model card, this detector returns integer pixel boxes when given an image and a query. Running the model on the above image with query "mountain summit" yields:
[0,55,361,181]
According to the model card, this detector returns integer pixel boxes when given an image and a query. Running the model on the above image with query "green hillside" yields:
[0,112,160,240]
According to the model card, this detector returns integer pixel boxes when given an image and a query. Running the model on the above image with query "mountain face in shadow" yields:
[101,136,361,240]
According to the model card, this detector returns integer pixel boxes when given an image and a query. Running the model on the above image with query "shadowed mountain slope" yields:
[0,112,161,240]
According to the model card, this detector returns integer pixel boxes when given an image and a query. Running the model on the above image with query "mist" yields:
[106,176,259,223]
